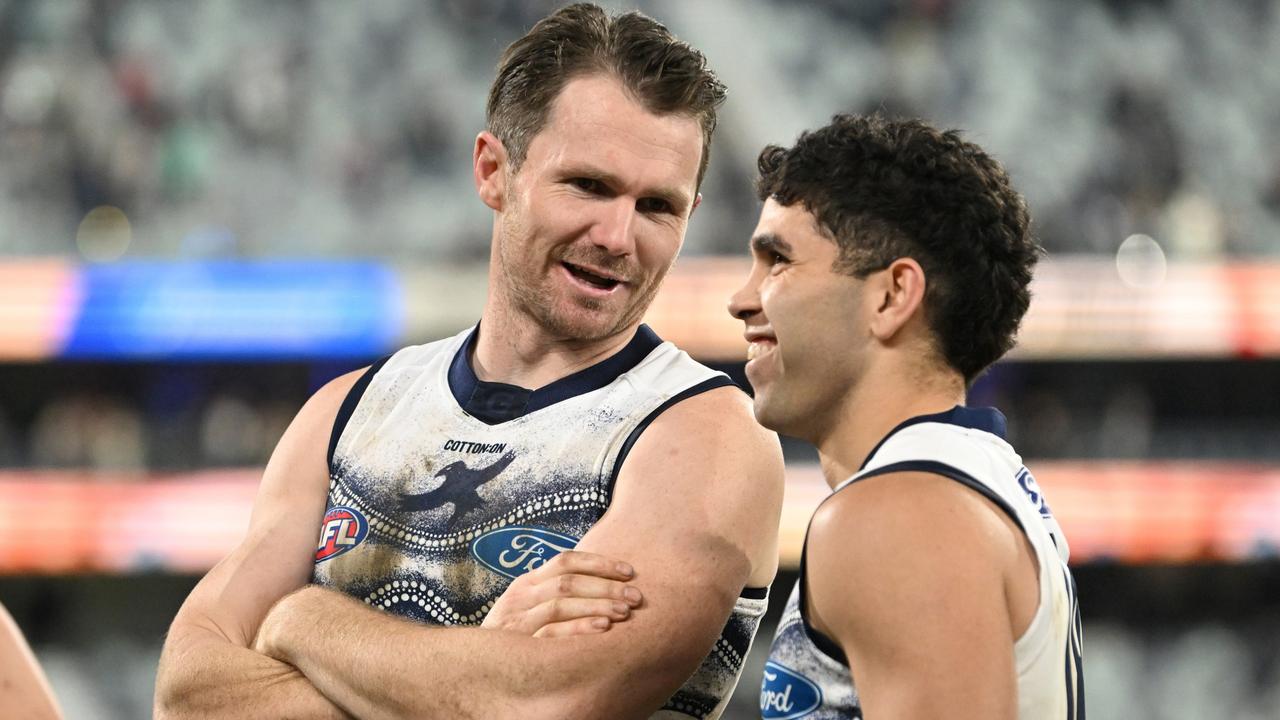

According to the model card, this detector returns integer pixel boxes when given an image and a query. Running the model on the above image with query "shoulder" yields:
[295,366,369,435]
[805,471,1025,623]
[631,384,781,479]
[804,471,1028,718]
[812,471,1022,566]
[255,366,369,504]
[615,385,784,581]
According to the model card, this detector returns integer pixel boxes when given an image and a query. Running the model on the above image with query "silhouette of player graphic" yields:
[398,452,517,524]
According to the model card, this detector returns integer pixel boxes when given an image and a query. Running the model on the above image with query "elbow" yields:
[152,690,187,720]
[153,668,191,720]
[153,629,205,720]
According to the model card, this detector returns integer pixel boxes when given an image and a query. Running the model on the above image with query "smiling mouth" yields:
[746,339,776,361]
[562,262,622,291]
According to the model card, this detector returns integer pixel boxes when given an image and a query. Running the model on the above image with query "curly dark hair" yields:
[487,3,726,189]
[756,114,1041,383]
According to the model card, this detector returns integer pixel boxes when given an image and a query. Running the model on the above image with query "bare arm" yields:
[805,472,1038,720]
[0,603,62,720]
[256,386,786,720]
[154,371,363,720]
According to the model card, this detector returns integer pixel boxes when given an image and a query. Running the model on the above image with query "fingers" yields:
[533,597,632,629]
[525,550,635,584]
[480,549,644,638]
[549,573,643,607]
[533,616,613,639]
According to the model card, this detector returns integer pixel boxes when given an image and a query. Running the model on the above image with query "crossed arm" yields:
[156,377,784,719]
[154,372,361,720]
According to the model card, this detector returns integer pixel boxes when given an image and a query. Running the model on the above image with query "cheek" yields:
[768,283,840,363]
[638,227,683,271]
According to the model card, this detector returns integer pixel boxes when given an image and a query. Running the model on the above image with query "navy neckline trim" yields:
[448,324,664,424]
[858,405,1007,471]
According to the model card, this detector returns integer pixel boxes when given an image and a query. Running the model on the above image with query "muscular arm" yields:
[154,371,363,720]
[0,603,62,720]
[257,386,786,720]
[805,472,1039,720]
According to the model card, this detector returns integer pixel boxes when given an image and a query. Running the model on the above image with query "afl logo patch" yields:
[471,526,578,579]
[315,506,368,563]
[761,661,822,719]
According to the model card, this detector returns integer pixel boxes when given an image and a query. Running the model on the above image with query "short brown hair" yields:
[486,3,726,189]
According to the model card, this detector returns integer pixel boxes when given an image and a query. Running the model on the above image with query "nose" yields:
[728,270,762,321]
[591,198,637,256]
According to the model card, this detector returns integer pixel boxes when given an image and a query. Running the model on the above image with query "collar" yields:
[859,405,1008,470]
[447,324,663,424]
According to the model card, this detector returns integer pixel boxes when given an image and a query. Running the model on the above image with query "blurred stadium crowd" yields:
[2,1,1280,719]
[3,0,1280,262]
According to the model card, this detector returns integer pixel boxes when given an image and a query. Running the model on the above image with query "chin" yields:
[750,392,787,433]
[753,390,816,439]
[540,302,631,342]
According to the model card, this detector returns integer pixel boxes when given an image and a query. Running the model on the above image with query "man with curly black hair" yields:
[730,114,1084,719]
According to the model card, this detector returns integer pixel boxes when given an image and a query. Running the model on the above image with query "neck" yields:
[473,301,638,390]
[811,359,966,490]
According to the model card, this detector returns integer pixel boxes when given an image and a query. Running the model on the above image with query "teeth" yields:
[746,341,770,361]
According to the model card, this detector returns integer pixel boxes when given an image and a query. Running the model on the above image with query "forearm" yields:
[263,587,673,720]
[156,624,352,720]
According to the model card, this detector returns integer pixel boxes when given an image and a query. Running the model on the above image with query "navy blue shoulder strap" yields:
[327,356,391,472]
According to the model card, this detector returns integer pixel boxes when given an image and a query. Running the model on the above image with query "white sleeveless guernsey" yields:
[762,407,1084,720]
[313,325,769,719]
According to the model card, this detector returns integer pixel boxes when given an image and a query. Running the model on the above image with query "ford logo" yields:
[761,661,822,719]
[471,526,579,579]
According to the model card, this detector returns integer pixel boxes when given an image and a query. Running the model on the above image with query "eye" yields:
[768,250,790,266]
[571,177,603,194]
[637,197,674,215]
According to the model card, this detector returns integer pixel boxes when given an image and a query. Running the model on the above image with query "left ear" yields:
[867,258,927,341]
[473,131,509,211]
[690,192,703,217]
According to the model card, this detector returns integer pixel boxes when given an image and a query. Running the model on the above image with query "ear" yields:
[867,258,927,342]
[690,192,703,217]
[473,131,507,211]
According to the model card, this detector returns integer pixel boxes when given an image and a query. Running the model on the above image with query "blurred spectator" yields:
[2,0,1280,259]
[27,394,146,471]
[197,394,293,467]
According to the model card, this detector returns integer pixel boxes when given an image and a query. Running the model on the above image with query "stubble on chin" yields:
[507,279,618,342]
[496,239,665,344]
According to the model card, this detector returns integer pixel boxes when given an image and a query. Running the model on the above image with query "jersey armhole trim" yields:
[327,355,391,472]
[798,458,1027,667]
[604,375,735,499]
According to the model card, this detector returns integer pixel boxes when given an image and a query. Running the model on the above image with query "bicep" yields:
[808,474,1019,720]
[568,388,784,701]
[168,370,361,648]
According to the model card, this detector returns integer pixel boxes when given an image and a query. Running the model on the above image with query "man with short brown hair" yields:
[155,5,783,719]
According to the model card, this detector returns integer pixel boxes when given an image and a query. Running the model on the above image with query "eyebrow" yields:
[562,164,692,214]
[750,233,794,256]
